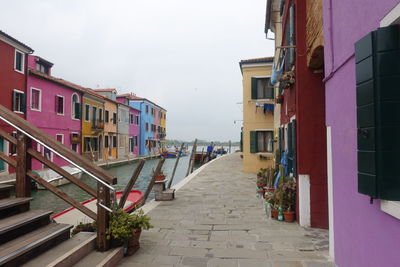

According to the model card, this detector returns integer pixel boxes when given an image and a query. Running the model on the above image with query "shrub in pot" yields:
[281,179,296,222]
[106,209,153,255]
[72,221,96,236]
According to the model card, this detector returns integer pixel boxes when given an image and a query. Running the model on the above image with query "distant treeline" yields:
[166,139,240,146]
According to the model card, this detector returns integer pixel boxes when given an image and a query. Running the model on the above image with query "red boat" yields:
[52,190,142,225]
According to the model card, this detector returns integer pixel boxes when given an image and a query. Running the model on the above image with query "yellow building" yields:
[81,92,105,161]
[94,89,118,160]
[240,57,275,173]
[160,109,167,151]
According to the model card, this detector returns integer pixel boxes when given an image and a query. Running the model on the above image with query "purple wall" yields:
[323,1,400,266]
[129,107,140,156]
[27,72,82,170]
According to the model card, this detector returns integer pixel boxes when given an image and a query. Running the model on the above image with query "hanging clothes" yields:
[263,103,274,114]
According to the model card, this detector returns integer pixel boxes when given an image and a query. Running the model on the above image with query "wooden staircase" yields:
[0,184,72,266]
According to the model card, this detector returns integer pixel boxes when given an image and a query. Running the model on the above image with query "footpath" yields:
[120,153,333,267]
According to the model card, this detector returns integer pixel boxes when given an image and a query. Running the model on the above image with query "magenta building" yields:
[128,107,140,157]
[323,2,400,266]
[27,55,82,170]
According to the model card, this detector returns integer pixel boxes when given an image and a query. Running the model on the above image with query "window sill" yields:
[381,200,400,220]
[56,113,65,116]
[249,99,275,103]
[14,69,24,74]
[13,111,24,114]
[31,108,41,112]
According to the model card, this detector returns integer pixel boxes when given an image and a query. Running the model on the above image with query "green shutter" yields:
[287,123,293,173]
[250,131,257,153]
[251,78,257,99]
[75,103,81,119]
[240,130,243,152]
[12,91,16,111]
[21,93,26,113]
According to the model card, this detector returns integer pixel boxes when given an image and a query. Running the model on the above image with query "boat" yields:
[215,148,227,155]
[162,150,188,158]
[52,190,143,226]
[36,166,82,189]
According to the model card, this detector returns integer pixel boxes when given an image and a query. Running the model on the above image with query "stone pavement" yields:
[120,153,333,267]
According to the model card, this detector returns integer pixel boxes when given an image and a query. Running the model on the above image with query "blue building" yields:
[117,93,166,155]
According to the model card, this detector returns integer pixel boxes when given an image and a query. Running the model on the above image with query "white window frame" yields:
[85,104,90,122]
[71,93,80,120]
[56,95,65,115]
[379,3,400,220]
[135,115,140,125]
[13,89,25,114]
[14,49,24,74]
[56,134,64,144]
[252,76,274,101]
[254,128,274,155]
[30,87,42,111]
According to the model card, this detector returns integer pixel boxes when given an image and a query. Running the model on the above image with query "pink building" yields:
[128,107,140,156]
[27,55,82,170]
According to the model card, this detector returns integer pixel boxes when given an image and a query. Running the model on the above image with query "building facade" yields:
[27,58,82,170]
[128,107,140,157]
[240,57,275,173]
[0,31,33,175]
[323,1,400,266]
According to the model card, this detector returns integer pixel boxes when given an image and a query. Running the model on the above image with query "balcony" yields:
[92,119,104,131]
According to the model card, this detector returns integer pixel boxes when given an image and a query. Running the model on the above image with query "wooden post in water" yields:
[190,142,198,174]
[186,139,197,176]
[229,140,231,154]
[15,132,31,197]
[140,158,165,205]
[200,148,205,166]
[119,159,145,209]
[167,143,184,189]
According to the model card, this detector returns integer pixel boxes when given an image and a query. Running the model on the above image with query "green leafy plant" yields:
[72,221,97,236]
[106,209,153,243]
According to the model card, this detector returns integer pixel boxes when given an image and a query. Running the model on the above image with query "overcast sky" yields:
[1,0,274,142]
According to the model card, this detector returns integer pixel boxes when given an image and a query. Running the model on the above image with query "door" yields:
[0,137,5,172]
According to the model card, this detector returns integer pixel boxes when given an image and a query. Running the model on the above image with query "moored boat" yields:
[52,190,142,226]
[36,166,82,189]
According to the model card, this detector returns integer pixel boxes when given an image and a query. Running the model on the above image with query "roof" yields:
[34,56,54,67]
[0,30,33,53]
[93,88,117,93]
[239,57,274,74]
[117,93,167,111]
[28,68,139,111]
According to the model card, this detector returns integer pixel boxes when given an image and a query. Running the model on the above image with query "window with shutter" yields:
[250,131,257,153]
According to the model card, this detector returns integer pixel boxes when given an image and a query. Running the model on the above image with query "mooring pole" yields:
[186,139,197,177]
[167,143,185,189]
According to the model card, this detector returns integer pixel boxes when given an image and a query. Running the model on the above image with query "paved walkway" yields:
[120,153,333,267]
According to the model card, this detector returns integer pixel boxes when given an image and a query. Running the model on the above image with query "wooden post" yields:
[186,139,197,177]
[15,131,31,197]
[119,160,145,209]
[190,142,198,174]
[167,143,184,189]
[97,182,110,251]
[229,140,231,154]
[200,148,205,166]
[141,158,165,205]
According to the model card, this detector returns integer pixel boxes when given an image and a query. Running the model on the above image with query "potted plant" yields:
[106,209,153,255]
[72,221,96,236]
[281,179,296,222]
[153,168,166,181]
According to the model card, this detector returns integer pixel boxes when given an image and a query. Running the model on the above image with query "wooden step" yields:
[0,209,52,244]
[0,184,14,199]
[21,232,96,267]
[0,223,73,266]
[0,197,32,218]
[73,247,124,267]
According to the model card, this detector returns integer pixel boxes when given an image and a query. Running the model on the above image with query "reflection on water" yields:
[30,147,239,214]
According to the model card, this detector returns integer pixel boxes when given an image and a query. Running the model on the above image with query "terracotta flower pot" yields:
[256,183,267,188]
[126,228,142,256]
[271,209,278,220]
[283,211,295,222]
[155,174,166,182]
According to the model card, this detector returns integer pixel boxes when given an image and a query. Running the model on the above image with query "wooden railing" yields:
[0,104,116,251]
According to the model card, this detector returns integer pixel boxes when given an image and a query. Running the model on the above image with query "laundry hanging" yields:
[264,103,274,114]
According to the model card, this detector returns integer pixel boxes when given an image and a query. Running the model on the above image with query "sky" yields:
[1,0,274,142]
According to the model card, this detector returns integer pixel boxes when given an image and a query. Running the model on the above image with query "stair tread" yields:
[73,247,124,267]
[0,184,13,190]
[21,232,96,267]
[0,197,32,211]
[0,223,73,265]
[0,209,52,235]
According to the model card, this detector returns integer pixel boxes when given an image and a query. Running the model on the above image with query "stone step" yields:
[73,247,124,267]
[0,184,14,199]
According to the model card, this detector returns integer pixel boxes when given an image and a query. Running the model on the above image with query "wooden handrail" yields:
[27,171,97,220]
[0,152,16,167]
[27,148,97,198]
[0,105,116,185]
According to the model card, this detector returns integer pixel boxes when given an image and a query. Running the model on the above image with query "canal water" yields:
[30,146,239,214]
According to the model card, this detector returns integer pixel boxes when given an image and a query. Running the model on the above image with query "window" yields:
[91,137,98,151]
[146,123,149,131]
[113,112,117,125]
[92,107,97,124]
[146,105,149,113]
[14,50,24,73]
[129,114,134,124]
[13,90,25,113]
[56,95,64,115]
[85,104,90,121]
[134,136,138,146]
[105,110,109,123]
[113,136,117,148]
[30,88,41,111]
[164,114,166,119]
[251,78,274,100]
[56,134,64,144]
[129,138,134,152]
[105,135,109,148]
[135,115,139,125]
[151,108,155,116]
[36,63,49,74]
[249,130,274,153]
[99,108,103,122]
[72,94,80,120]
